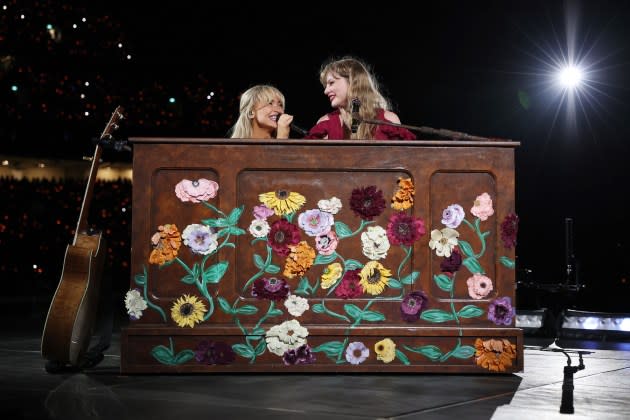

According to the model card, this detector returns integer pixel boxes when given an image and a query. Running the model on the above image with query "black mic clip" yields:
[350,98,361,134]
[95,134,131,152]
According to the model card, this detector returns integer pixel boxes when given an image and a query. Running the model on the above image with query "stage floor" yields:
[2,319,629,420]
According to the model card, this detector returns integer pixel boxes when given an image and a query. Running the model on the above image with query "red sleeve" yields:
[304,120,329,139]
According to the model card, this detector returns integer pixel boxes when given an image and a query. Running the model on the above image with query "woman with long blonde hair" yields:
[305,56,415,140]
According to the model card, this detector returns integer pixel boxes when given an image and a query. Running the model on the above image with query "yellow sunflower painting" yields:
[259,190,306,216]
[171,294,206,328]
[359,261,391,296]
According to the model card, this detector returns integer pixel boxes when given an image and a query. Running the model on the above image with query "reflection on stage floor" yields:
[1,313,629,420]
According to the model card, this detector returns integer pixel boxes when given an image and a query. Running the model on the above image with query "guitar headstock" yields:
[100,106,125,142]
[98,106,128,151]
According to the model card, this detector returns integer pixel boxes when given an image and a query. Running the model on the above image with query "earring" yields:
[247,111,254,118]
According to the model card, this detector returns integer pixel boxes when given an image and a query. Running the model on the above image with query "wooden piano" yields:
[121,138,523,373]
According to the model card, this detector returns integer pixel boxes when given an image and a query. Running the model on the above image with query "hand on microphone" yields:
[276,113,293,139]
[276,113,309,138]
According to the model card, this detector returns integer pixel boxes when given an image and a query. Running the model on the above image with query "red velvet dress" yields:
[304,109,416,140]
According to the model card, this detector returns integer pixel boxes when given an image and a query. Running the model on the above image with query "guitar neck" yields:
[74,144,103,244]
[73,106,123,245]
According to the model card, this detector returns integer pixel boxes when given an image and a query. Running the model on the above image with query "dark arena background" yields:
[1,1,629,419]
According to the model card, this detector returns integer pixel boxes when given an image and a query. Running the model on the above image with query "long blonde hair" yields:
[230,85,286,138]
[319,56,391,139]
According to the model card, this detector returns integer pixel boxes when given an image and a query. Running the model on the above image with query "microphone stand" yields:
[357,117,512,142]
[560,351,585,414]
[539,341,590,415]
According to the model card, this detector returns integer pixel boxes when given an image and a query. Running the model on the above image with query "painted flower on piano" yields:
[359,260,391,296]
[400,290,429,322]
[171,294,207,328]
[334,269,363,299]
[149,224,182,265]
[345,341,369,365]
[124,288,148,320]
[474,338,516,372]
[175,178,219,203]
[194,340,235,365]
[283,344,316,365]
[251,276,290,301]
[315,230,339,255]
[466,273,494,299]
[284,294,309,317]
[265,319,309,356]
[440,247,462,273]
[248,218,270,238]
[283,241,316,279]
[488,296,515,326]
[386,212,426,246]
[441,204,465,228]
[320,263,343,289]
[470,192,494,221]
[374,338,396,363]
[428,227,459,258]
[500,212,519,249]
[317,196,342,214]
[259,190,306,216]
[349,185,386,220]
[182,223,218,255]
[268,219,301,257]
[253,204,274,220]
[298,208,334,237]
[391,177,415,211]
[361,225,390,260]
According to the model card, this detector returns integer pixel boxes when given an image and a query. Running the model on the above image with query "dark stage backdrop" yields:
[1,0,629,313]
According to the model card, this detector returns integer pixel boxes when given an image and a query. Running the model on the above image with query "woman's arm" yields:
[384,110,402,124]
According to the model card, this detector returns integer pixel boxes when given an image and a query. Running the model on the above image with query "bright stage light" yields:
[561,309,630,338]
[511,1,620,136]
[557,66,583,89]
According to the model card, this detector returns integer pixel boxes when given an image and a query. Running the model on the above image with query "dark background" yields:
[1,0,629,312]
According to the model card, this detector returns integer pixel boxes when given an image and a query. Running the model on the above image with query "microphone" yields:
[350,98,361,134]
[277,114,308,136]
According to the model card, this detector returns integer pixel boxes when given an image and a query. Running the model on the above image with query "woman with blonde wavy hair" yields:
[305,56,415,140]
[229,84,294,139]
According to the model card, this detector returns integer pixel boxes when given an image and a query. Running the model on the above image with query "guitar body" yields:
[41,232,106,366]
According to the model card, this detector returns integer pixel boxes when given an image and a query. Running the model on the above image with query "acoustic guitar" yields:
[41,106,124,372]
